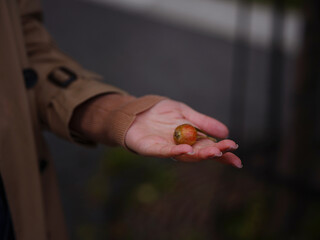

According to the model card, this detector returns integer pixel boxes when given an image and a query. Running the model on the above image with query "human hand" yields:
[125,99,242,168]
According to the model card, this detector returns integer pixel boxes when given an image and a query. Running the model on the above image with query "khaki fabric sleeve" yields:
[19,1,128,143]
[20,1,166,146]
[70,94,167,147]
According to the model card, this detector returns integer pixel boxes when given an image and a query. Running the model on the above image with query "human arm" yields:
[70,95,242,168]
[20,0,137,143]
[21,0,241,167]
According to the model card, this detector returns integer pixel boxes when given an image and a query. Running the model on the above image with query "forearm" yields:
[21,3,127,142]
[69,93,136,145]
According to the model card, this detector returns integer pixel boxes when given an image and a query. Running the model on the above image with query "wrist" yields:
[69,93,136,143]
[70,94,167,147]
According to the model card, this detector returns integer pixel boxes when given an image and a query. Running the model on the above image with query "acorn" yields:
[173,124,198,145]
[173,124,218,145]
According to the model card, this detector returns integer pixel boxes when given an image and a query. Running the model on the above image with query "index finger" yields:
[180,103,229,139]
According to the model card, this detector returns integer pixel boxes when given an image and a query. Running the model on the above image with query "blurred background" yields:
[42,0,320,239]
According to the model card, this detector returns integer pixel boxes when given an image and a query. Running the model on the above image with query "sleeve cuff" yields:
[103,95,167,147]
[46,78,127,144]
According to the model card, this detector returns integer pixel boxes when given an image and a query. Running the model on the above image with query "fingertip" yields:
[230,156,242,169]
[217,123,229,138]
[233,161,243,169]
[200,147,221,159]
[173,144,193,155]
[215,139,238,152]
[181,105,229,138]
[224,126,230,138]
[215,152,242,168]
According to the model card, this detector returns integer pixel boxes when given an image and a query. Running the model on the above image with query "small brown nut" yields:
[173,124,197,145]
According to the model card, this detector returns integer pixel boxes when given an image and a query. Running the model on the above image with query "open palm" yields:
[125,99,242,168]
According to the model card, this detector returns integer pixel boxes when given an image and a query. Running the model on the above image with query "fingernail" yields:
[237,163,243,169]
[228,144,239,151]
[187,151,195,155]
[210,152,222,158]
[230,144,239,150]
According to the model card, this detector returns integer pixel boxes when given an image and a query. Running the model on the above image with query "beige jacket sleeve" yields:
[20,0,165,145]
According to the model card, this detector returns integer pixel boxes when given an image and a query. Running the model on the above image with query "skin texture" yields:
[126,99,242,168]
[71,95,242,168]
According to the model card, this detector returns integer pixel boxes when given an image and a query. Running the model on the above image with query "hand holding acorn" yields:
[125,99,242,168]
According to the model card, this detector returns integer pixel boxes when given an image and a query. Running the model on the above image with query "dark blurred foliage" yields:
[80,147,320,240]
